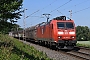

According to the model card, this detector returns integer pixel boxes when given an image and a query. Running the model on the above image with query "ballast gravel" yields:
[21,41,81,60]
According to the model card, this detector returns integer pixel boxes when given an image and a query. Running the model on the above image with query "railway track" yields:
[57,46,90,60]
[66,50,90,60]
[61,46,90,60]
[78,47,90,55]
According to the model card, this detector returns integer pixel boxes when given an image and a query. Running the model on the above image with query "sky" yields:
[17,0,90,28]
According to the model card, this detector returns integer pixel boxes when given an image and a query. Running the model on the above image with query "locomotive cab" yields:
[51,16,77,49]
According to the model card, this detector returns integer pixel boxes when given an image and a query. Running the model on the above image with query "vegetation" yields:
[0,21,23,34]
[0,34,51,60]
[77,41,90,48]
[0,0,23,34]
[76,26,90,41]
[0,0,23,21]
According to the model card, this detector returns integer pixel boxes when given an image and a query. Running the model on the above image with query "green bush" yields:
[0,34,52,60]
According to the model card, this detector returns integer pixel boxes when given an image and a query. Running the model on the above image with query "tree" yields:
[0,21,23,34]
[11,23,23,31]
[0,0,23,34]
[0,0,23,22]
[76,26,90,41]
[87,29,90,41]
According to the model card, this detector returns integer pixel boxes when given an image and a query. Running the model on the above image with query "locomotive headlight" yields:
[69,32,75,34]
[58,36,61,38]
[71,36,74,38]
[58,32,64,34]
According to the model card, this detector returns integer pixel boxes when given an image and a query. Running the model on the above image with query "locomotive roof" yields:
[52,16,74,22]
[53,16,66,20]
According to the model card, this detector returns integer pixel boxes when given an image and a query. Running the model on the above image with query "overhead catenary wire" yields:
[25,0,90,19]
[66,6,90,18]
[25,0,90,27]
[36,0,59,16]
[25,0,58,19]
[42,0,58,10]
[56,0,90,19]
[27,0,59,24]
[49,0,72,13]
[72,6,90,14]
[61,0,90,11]
[26,10,40,18]
[57,10,64,15]
[37,0,72,21]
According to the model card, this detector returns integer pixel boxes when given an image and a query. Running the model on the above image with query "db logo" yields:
[64,30,68,34]
[65,32,68,34]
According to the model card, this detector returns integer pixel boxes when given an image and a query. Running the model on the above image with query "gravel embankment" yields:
[21,41,82,60]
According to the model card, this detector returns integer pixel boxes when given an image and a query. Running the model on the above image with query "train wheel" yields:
[39,40,42,46]
[50,42,57,50]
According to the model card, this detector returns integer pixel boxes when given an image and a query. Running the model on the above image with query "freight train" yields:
[10,16,77,49]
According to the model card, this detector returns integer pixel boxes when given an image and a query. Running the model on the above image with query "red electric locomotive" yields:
[11,16,76,49]
[36,16,76,49]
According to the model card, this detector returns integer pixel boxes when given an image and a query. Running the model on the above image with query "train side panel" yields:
[36,21,58,42]
[36,23,52,41]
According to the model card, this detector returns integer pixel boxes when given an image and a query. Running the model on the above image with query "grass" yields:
[76,41,90,48]
[0,34,52,60]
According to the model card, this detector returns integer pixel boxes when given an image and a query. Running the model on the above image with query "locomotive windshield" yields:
[57,22,64,28]
[57,22,74,29]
